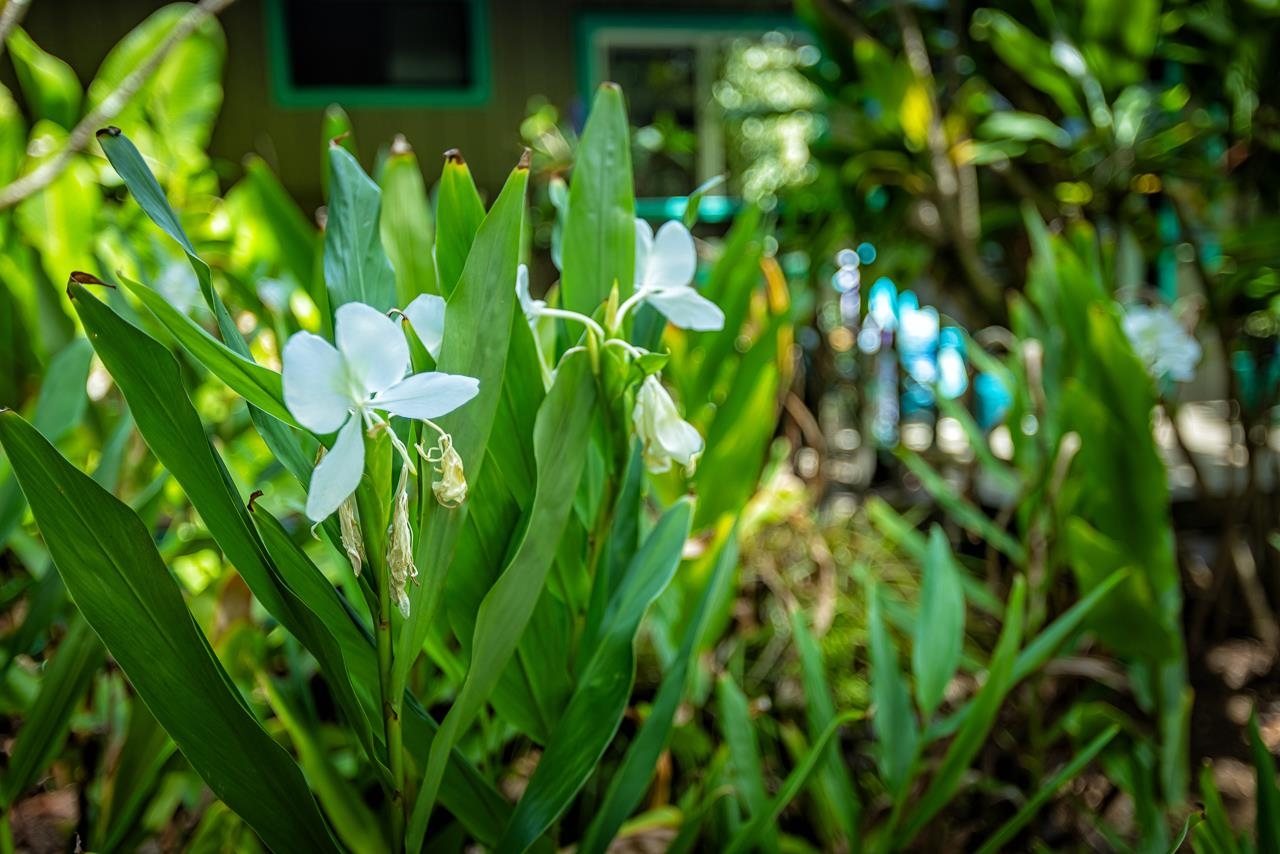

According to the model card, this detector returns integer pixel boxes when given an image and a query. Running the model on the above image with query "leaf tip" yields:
[517,147,531,170]
[248,489,264,513]
[96,126,122,140]
[390,134,412,156]
[443,148,465,165]
[329,132,352,148]
[67,271,114,298]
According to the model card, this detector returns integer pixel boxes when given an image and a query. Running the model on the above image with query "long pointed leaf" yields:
[396,156,529,696]
[579,526,741,854]
[408,349,596,847]
[0,410,338,853]
[560,83,635,315]
[497,499,693,853]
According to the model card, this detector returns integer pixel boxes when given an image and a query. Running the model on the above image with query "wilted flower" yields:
[620,219,724,331]
[282,302,479,522]
[386,470,416,617]
[423,433,468,507]
[1121,304,1201,383]
[337,494,365,577]
[633,374,704,473]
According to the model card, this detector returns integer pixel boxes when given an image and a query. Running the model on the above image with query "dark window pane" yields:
[283,0,473,89]
[606,45,699,197]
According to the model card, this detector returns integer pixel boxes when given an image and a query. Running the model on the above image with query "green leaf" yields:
[975,724,1120,854]
[97,128,213,301]
[113,276,296,426]
[1250,710,1280,852]
[380,137,438,303]
[868,581,918,798]
[6,28,81,128]
[70,284,382,777]
[579,525,741,854]
[408,349,597,847]
[0,616,104,806]
[95,700,175,850]
[717,674,778,851]
[324,143,398,312]
[396,157,529,696]
[0,337,93,546]
[239,155,320,296]
[433,150,486,298]
[895,449,1027,563]
[899,577,1027,844]
[722,711,863,854]
[790,610,860,847]
[498,499,694,853]
[913,526,966,719]
[560,83,635,315]
[0,411,339,853]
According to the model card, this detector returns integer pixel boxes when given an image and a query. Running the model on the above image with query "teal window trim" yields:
[265,0,492,109]
[575,11,801,222]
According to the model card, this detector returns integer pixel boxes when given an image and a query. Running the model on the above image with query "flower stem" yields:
[374,552,406,852]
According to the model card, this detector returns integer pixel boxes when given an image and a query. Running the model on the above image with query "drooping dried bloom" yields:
[423,433,468,508]
[338,494,365,577]
[386,472,416,618]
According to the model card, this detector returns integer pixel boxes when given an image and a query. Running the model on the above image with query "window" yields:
[577,13,821,220]
[266,0,490,107]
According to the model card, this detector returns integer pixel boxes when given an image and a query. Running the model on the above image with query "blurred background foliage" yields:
[1,0,1279,852]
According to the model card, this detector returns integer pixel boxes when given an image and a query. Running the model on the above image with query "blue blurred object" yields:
[869,277,898,330]
[974,371,1013,430]
[856,242,877,265]
[936,327,968,399]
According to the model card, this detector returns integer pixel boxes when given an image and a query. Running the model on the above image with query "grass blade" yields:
[975,724,1120,854]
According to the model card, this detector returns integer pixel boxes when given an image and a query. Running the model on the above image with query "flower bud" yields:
[633,375,704,474]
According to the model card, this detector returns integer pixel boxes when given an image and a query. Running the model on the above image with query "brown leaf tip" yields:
[67,271,115,298]
[96,126,122,139]
[390,134,412,156]
[601,81,621,91]
[247,489,265,512]
[443,148,464,164]
[329,132,351,147]
[517,148,532,170]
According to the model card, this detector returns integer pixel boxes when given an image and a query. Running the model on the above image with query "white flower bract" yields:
[283,302,479,522]
[628,219,724,331]
[1121,304,1201,384]
[402,294,445,359]
[633,374,704,473]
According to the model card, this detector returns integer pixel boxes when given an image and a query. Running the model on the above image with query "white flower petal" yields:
[282,332,353,434]
[645,287,725,331]
[335,302,409,396]
[516,263,544,319]
[644,221,697,291]
[403,294,446,360]
[375,372,480,420]
[634,218,654,289]
[305,416,365,522]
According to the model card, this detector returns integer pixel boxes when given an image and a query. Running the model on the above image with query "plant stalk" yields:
[374,552,406,853]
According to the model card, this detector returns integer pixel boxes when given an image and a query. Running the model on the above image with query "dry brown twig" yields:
[0,0,235,211]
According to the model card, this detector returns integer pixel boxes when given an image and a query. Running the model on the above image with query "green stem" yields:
[374,552,406,853]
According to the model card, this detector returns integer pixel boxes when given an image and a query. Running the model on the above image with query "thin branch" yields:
[0,0,235,211]
[892,0,1004,317]
[0,0,31,62]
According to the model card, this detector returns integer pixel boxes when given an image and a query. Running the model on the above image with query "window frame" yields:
[575,11,800,222]
[265,0,492,109]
